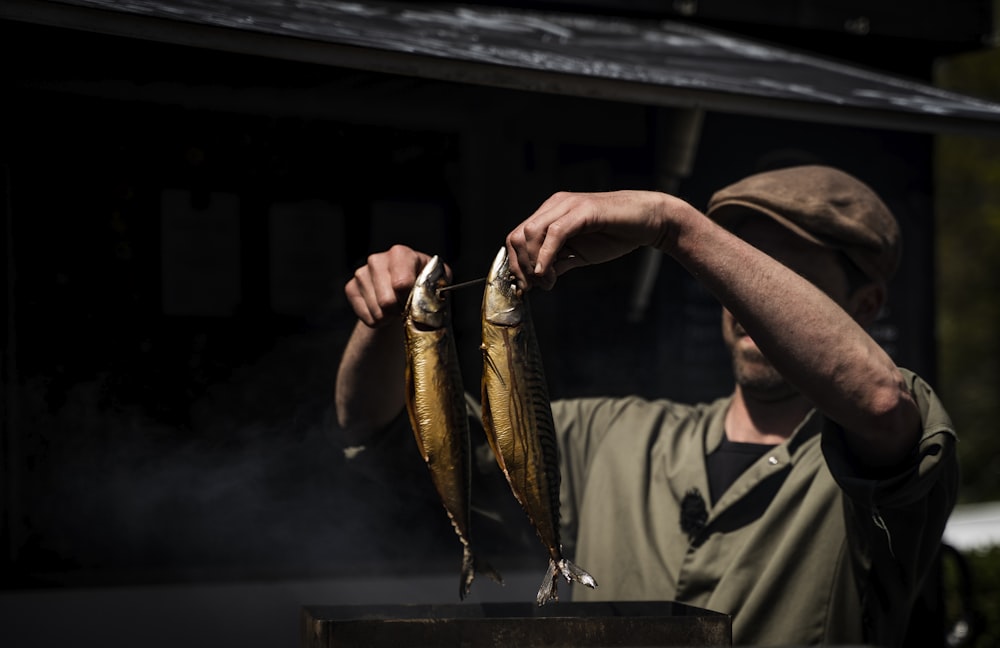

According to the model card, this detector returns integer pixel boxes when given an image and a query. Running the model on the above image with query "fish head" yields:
[483,246,523,326]
[407,255,450,328]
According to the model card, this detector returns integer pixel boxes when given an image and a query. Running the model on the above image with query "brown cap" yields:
[706,165,901,285]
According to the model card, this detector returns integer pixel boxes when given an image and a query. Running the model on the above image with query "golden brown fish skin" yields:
[480,247,597,605]
[404,255,500,599]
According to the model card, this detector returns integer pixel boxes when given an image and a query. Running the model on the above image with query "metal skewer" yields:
[437,276,487,295]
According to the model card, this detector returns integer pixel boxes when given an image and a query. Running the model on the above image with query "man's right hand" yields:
[344,245,446,328]
[336,245,445,440]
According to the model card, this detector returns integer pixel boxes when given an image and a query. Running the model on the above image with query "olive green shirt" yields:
[553,368,957,647]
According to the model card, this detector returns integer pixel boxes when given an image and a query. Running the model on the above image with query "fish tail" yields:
[558,557,598,589]
[459,545,505,600]
[536,557,599,605]
[459,545,475,600]
[535,558,561,606]
[476,554,504,586]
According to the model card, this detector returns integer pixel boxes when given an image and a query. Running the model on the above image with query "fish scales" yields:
[481,322,560,545]
[404,255,501,600]
[404,326,469,525]
[480,246,597,605]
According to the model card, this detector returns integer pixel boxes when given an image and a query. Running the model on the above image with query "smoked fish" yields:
[404,255,501,599]
[480,246,598,605]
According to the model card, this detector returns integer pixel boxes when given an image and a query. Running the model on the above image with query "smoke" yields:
[12,328,461,585]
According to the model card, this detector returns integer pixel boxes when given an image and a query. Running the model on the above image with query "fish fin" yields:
[459,545,475,600]
[558,558,598,589]
[459,547,505,600]
[470,503,504,525]
[535,559,560,606]
[476,555,504,586]
[481,344,507,389]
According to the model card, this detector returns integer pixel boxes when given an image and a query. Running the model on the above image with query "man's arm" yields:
[670,206,920,467]
[335,320,406,446]
[334,245,441,446]
[506,190,920,468]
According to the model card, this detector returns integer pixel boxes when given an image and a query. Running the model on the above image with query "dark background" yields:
[0,1,994,646]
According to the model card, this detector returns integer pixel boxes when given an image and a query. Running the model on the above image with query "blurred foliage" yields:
[944,546,1000,647]
[934,47,1000,503]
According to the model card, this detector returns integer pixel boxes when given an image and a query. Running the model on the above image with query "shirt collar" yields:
[706,397,825,464]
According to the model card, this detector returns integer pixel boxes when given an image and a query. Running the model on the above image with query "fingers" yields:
[345,245,433,327]
[507,192,581,290]
[345,266,378,327]
[507,189,677,291]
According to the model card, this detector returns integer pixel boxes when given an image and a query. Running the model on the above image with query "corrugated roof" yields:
[4,0,1000,135]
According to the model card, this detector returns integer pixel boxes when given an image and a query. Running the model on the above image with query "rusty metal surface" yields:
[302,601,732,647]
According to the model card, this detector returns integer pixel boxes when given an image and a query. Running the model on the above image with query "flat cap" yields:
[706,165,901,285]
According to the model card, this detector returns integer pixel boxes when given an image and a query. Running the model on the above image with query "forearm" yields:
[663,204,919,464]
[507,188,920,465]
[334,319,407,446]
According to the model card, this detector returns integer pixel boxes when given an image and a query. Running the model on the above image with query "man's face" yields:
[721,218,851,402]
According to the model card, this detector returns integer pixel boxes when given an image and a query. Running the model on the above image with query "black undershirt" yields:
[706,436,776,504]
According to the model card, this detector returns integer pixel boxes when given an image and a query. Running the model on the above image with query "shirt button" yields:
[768,456,779,466]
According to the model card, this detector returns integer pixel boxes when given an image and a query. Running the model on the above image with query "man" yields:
[335,165,958,646]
